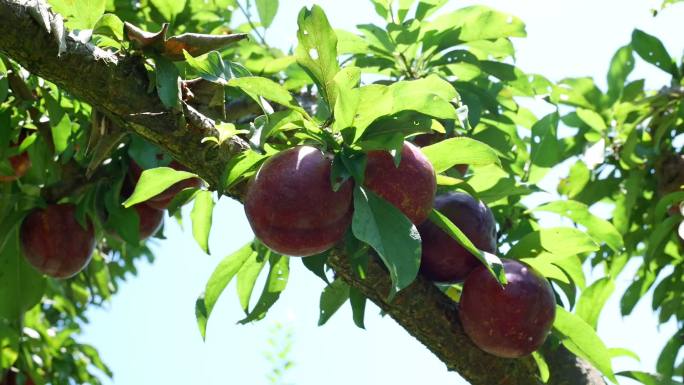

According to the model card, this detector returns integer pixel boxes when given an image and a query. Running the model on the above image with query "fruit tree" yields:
[0,0,682,384]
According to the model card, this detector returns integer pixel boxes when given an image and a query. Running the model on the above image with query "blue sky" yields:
[81,1,683,384]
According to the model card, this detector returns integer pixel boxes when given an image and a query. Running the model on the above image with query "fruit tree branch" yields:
[0,0,249,189]
[328,251,544,385]
[0,1,606,384]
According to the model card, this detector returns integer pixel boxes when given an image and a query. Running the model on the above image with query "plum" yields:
[364,141,436,224]
[20,204,95,279]
[134,203,164,240]
[244,146,353,256]
[459,259,556,358]
[418,192,497,283]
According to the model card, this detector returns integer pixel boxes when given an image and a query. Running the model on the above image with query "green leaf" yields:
[228,77,308,117]
[92,14,124,41]
[154,56,180,108]
[529,112,560,183]
[261,110,306,142]
[654,191,684,223]
[607,45,635,102]
[358,114,434,151]
[318,279,350,326]
[657,330,683,379]
[422,137,500,173]
[221,150,267,189]
[397,0,416,22]
[617,371,684,385]
[166,187,200,216]
[123,167,199,207]
[428,209,506,285]
[196,243,254,339]
[621,269,657,316]
[551,77,603,109]
[531,351,550,383]
[533,200,624,252]
[415,0,448,20]
[631,29,677,76]
[336,29,370,55]
[351,76,457,141]
[610,347,640,362]
[195,296,209,340]
[47,0,105,29]
[558,160,590,198]
[332,66,361,132]
[357,24,395,54]
[349,287,366,329]
[0,229,46,320]
[0,67,7,104]
[112,207,141,245]
[50,111,72,155]
[0,322,19,371]
[613,171,642,234]
[645,216,679,262]
[575,277,615,330]
[553,306,617,383]
[150,0,187,21]
[239,254,289,324]
[550,255,585,289]
[88,251,112,301]
[184,51,230,84]
[351,186,421,294]
[255,0,278,28]
[191,190,214,254]
[520,256,571,284]
[236,247,268,313]
[424,6,526,47]
[576,108,607,132]
[507,227,599,259]
[369,0,391,20]
[302,252,330,284]
[295,5,341,107]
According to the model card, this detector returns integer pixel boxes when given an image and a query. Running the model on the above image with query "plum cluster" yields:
[18,162,201,279]
[244,142,556,358]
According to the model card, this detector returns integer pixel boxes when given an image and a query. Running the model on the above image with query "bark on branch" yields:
[0,0,249,189]
[0,1,607,384]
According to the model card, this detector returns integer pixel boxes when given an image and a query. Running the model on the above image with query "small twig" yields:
[236,1,267,46]
[384,8,417,80]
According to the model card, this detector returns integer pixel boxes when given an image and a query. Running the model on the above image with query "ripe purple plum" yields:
[459,259,556,358]
[364,141,436,224]
[418,192,497,283]
[244,146,353,256]
[20,204,95,279]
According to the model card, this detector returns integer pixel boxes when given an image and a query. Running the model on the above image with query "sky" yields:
[80,1,683,384]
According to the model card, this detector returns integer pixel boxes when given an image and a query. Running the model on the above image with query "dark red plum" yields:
[134,203,164,240]
[418,192,497,283]
[20,204,95,279]
[459,259,556,358]
[364,141,436,224]
[244,146,353,256]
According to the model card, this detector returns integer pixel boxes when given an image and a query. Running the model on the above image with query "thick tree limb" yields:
[0,0,249,189]
[0,1,607,384]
